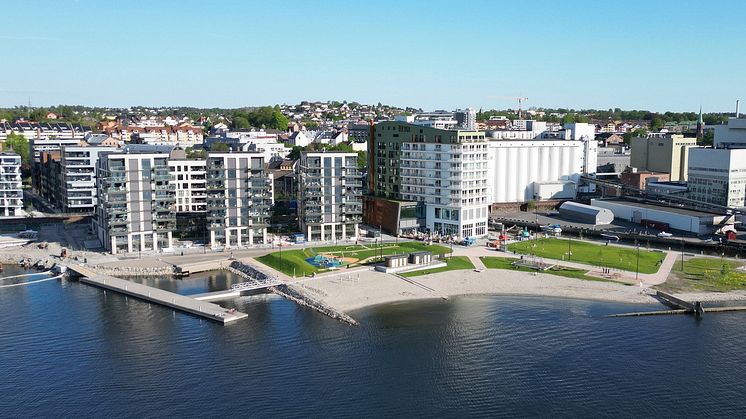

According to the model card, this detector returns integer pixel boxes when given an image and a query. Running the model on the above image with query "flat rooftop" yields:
[594,199,727,218]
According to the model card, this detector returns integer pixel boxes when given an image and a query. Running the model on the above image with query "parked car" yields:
[657,231,673,238]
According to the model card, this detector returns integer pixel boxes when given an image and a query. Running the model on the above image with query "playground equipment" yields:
[306,255,343,268]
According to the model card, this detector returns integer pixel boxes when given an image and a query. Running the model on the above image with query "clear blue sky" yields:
[1,0,745,112]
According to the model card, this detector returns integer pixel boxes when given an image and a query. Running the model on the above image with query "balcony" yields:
[109,218,128,226]
[109,226,129,235]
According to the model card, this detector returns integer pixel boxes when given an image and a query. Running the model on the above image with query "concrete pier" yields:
[66,264,248,324]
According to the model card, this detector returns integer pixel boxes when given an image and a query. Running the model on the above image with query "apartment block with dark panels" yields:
[205,152,273,248]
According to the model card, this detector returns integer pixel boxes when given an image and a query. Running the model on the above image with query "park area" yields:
[400,256,474,278]
[507,238,666,274]
[256,241,452,277]
[479,256,607,282]
[664,257,746,292]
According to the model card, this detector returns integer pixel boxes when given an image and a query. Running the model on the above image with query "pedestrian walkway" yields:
[453,244,678,287]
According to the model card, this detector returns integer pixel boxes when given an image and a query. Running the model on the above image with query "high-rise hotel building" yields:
[365,121,489,238]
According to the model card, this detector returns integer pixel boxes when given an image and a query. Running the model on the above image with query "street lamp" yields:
[635,242,640,284]
[567,235,572,261]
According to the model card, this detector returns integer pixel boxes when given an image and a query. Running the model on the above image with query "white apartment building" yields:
[298,152,363,241]
[245,142,290,163]
[94,151,177,254]
[0,153,23,217]
[487,120,550,140]
[60,146,117,213]
[169,159,207,212]
[205,152,273,248]
[132,126,204,147]
[371,122,489,238]
[688,148,746,208]
[1,121,90,142]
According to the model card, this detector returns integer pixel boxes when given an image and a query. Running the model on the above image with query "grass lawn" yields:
[669,257,746,292]
[507,238,665,274]
[480,256,614,283]
[256,241,452,277]
[400,256,475,278]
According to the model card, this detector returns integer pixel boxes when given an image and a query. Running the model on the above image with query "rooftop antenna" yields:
[737,100,741,118]
[27,95,31,119]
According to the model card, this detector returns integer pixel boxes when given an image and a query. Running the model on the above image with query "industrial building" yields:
[714,107,746,148]
[688,148,746,208]
[630,134,698,181]
[486,137,597,203]
[558,201,613,225]
[590,199,734,235]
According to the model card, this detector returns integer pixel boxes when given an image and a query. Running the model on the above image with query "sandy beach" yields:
[294,268,662,313]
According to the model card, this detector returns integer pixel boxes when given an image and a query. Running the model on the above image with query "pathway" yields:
[453,244,678,287]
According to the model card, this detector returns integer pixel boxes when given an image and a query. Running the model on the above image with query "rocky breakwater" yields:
[228,261,358,326]
[85,265,176,278]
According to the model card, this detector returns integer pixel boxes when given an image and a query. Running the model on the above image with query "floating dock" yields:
[66,264,247,324]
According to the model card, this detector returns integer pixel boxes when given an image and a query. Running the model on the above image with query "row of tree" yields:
[477,107,730,126]
[231,106,289,131]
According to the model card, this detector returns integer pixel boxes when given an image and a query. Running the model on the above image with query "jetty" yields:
[609,290,746,318]
[65,264,248,324]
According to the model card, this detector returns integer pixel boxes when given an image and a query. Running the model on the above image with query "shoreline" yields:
[296,268,746,314]
[296,268,661,313]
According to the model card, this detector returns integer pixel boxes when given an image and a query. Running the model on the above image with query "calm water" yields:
[1,269,745,417]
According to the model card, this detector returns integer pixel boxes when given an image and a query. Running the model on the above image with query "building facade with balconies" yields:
[0,153,23,217]
[94,151,177,254]
[205,152,273,248]
[60,146,116,213]
[169,159,207,213]
[298,152,363,242]
[367,121,489,238]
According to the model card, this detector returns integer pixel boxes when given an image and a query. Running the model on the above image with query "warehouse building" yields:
[590,199,734,235]
[558,201,614,225]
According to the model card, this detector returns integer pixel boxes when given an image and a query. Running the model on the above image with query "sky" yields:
[1,0,745,112]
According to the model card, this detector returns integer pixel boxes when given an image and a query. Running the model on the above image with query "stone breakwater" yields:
[227,260,358,326]
[85,265,176,278]
[270,284,359,326]
[228,260,271,281]
[1,254,57,271]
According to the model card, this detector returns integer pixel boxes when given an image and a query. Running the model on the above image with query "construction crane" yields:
[488,96,529,119]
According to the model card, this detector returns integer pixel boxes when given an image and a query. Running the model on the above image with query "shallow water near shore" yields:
[1,273,745,417]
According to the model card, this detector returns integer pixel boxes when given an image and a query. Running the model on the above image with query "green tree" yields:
[357,150,368,169]
[3,132,30,170]
[232,116,250,129]
[650,117,664,132]
[623,128,648,145]
[562,114,575,124]
[210,142,231,152]
[271,107,289,130]
[288,146,303,160]
[185,147,206,159]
